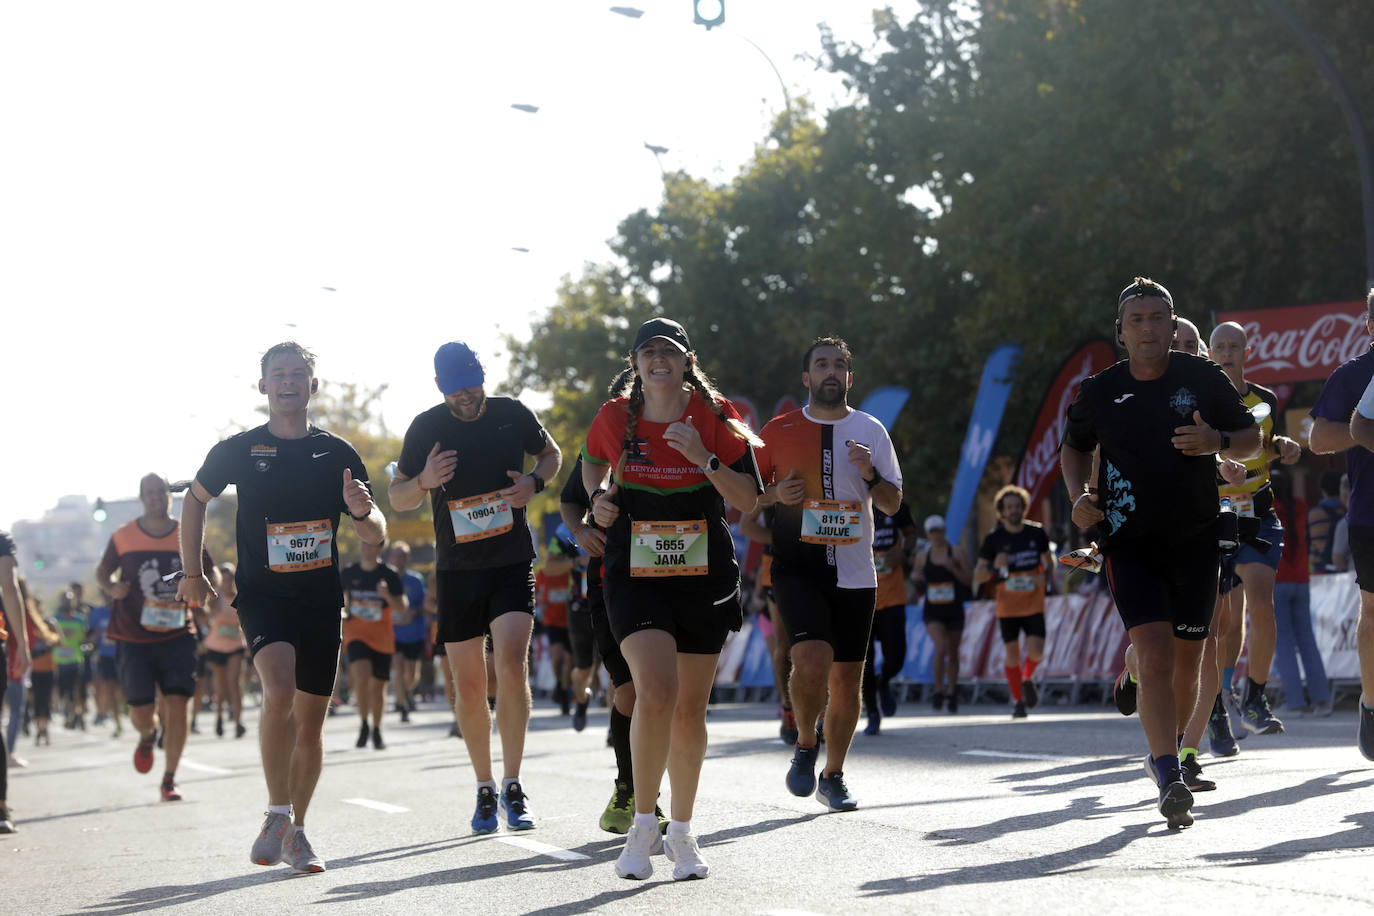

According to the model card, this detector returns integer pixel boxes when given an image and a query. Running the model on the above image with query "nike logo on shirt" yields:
[312,452,330,459]
[1113,394,1134,404]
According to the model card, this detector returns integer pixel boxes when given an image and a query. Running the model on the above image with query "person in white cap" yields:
[911,514,971,712]
[388,340,562,835]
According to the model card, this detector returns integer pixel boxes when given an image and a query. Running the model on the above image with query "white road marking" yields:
[179,759,233,775]
[342,797,409,814]
[960,750,1078,762]
[496,836,590,861]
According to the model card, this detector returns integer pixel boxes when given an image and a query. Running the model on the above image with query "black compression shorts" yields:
[999,612,1046,643]
[1103,528,1219,640]
[1348,525,1374,593]
[569,605,596,670]
[345,640,392,681]
[436,563,535,644]
[115,634,199,707]
[604,575,738,656]
[772,574,876,663]
[238,599,343,697]
[394,639,427,661]
[588,585,630,687]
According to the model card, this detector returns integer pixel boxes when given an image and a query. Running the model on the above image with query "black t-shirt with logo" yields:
[196,424,368,608]
[397,398,548,571]
[872,502,915,554]
[1062,353,1255,549]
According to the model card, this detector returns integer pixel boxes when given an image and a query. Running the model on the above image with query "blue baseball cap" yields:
[434,341,485,395]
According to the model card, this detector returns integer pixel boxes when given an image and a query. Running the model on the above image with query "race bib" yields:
[800,499,863,545]
[350,596,385,622]
[266,519,334,573]
[927,582,956,604]
[1226,495,1256,518]
[1005,573,1040,593]
[215,624,240,640]
[141,598,186,632]
[630,520,708,578]
[447,491,514,543]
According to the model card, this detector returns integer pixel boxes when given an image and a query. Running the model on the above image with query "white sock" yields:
[667,819,690,837]
[477,779,497,793]
[633,812,658,833]
[268,804,291,816]
[502,777,519,792]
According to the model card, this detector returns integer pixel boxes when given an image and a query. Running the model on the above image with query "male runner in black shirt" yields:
[179,342,385,873]
[389,340,561,834]
[1061,278,1258,829]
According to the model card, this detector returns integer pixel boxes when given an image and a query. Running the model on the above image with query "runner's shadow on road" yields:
[1197,811,1374,865]
[1186,770,1372,825]
[23,801,163,826]
[859,822,1154,898]
[993,756,1147,795]
[923,794,1150,846]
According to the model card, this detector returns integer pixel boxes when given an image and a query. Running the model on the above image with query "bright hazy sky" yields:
[2,1,919,529]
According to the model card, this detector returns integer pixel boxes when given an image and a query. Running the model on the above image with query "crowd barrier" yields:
[712,571,1365,702]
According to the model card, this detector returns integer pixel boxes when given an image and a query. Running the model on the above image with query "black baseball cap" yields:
[631,317,691,355]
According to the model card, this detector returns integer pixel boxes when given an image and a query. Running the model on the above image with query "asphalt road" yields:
[6,691,1374,915]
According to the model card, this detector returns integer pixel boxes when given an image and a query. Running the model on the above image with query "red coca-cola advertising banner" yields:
[1217,301,1367,384]
[1014,339,1117,517]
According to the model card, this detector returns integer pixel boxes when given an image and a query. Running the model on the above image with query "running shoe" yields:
[816,713,826,745]
[8,754,28,768]
[1011,700,1028,719]
[786,744,819,797]
[614,821,662,880]
[472,786,499,834]
[779,708,799,746]
[863,714,880,736]
[160,776,184,802]
[947,693,959,714]
[215,716,224,737]
[1207,695,1240,757]
[399,706,410,724]
[500,781,536,830]
[1113,667,1137,716]
[251,811,292,866]
[236,722,248,739]
[1180,754,1216,792]
[1360,704,1374,762]
[1158,780,1195,829]
[133,734,156,774]
[356,722,371,748]
[155,727,163,749]
[371,727,385,751]
[1222,688,1248,740]
[1310,699,1333,718]
[282,825,326,873]
[450,722,463,739]
[0,807,14,834]
[1023,679,1040,710]
[573,703,588,733]
[1240,690,1285,735]
[932,691,945,711]
[599,780,634,834]
[664,831,709,880]
[878,682,897,718]
[816,771,859,811]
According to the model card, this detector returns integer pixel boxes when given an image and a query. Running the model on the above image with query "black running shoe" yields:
[932,691,945,711]
[1180,755,1216,792]
[1360,704,1374,761]
[1011,700,1028,719]
[1023,680,1040,710]
[356,722,370,748]
[1207,695,1240,757]
[1158,780,1194,829]
[947,693,958,714]
[1113,667,1137,717]
[1241,690,1284,735]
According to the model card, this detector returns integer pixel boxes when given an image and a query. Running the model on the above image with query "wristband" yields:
[864,470,883,490]
[350,508,371,522]
[1072,492,1095,511]
[528,471,546,494]
[183,572,205,580]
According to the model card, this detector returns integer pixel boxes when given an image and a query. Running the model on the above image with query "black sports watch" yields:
[700,454,721,474]
[528,471,546,494]
[1218,432,1231,453]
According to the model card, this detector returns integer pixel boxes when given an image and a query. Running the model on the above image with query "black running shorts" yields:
[588,585,631,687]
[346,639,393,681]
[1103,528,1219,640]
[237,599,343,697]
[604,574,738,656]
[998,612,1046,643]
[1348,525,1374,593]
[436,563,535,644]
[394,639,427,662]
[115,633,199,707]
[569,604,596,670]
[771,573,877,663]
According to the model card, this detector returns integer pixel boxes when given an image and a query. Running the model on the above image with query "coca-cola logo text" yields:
[1218,301,1367,384]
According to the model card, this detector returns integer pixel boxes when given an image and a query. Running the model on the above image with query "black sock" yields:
[1247,677,1265,704]
[610,706,633,789]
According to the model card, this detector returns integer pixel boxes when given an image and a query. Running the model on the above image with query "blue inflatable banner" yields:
[858,386,912,432]
[943,344,1022,543]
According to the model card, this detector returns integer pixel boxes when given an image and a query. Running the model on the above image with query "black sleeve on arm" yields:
[514,401,550,455]
[396,414,429,480]
[1061,378,1099,453]
[560,455,590,510]
[195,440,234,498]
[893,502,915,528]
[1205,364,1258,432]
[730,447,765,495]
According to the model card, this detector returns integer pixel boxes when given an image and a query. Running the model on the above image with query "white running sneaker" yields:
[613,821,661,880]
[664,832,709,880]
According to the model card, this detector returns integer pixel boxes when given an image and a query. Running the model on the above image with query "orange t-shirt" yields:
[537,569,570,628]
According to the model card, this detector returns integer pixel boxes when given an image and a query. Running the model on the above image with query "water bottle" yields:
[1218,497,1239,552]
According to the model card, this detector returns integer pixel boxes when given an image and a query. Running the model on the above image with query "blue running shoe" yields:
[471,786,499,835]
[816,772,859,811]
[1360,704,1374,761]
[500,781,536,830]
[786,744,819,797]
[1207,695,1240,757]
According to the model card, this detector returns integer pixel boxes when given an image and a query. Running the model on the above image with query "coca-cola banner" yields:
[1217,301,1368,384]
[1014,339,1117,516]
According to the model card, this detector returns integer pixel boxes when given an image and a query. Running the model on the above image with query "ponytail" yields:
[685,361,764,447]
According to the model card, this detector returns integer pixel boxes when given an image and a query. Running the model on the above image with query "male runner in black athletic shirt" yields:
[1061,278,1258,829]
[179,341,385,873]
[389,340,561,834]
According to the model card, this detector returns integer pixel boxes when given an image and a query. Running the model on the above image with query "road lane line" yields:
[179,759,233,775]
[960,750,1078,762]
[342,797,409,814]
[496,836,590,861]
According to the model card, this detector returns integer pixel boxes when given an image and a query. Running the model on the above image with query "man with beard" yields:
[756,337,902,811]
[974,485,1053,718]
[389,340,561,834]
